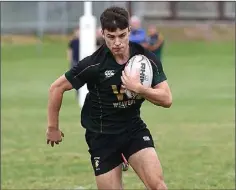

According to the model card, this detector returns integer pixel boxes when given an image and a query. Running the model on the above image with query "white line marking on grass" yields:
[74,186,86,190]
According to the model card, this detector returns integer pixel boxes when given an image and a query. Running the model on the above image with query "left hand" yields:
[46,127,64,147]
[121,67,143,93]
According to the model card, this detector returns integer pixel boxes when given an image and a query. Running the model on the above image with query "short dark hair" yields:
[100,6,129,32]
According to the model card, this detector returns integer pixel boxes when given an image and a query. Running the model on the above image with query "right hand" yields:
[46,127,64,147]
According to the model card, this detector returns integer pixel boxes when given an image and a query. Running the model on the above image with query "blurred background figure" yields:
[96,26,105,48]
[67,27,80,68]
[67,27,80,99]
[146,25,164,61]
[129,15,147,47]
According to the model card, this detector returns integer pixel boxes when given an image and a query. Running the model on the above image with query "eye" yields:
[108,36,114,39]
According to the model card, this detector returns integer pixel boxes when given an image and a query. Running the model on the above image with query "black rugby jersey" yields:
[65,42,167,134]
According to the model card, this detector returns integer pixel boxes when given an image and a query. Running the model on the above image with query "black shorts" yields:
[85,127,155,176]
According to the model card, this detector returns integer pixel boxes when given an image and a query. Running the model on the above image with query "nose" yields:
[114,38,121,46]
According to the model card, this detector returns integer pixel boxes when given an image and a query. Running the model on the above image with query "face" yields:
[74,28,80,37]
[148,25,157,35]
[130,20,140,30]
[103,28,130,56]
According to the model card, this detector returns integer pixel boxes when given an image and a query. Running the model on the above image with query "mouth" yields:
[113,47,122,52]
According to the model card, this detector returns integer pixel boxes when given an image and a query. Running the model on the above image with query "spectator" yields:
[146,25,164,61]
[129,16,146,47]
[67,27,80,99]
[67,27,80,68]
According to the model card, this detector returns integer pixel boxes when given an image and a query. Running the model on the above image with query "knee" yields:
[148,175,167,190]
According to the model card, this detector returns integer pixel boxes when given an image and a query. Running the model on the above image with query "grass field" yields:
[1,40,235,189]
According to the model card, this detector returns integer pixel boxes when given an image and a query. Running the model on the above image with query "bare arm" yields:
[137,81,172,108]
[141,42,148,49]
[47,75,73,129]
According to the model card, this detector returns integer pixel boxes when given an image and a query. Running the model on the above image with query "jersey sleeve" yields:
[145,51,167,87]
[64,56,96,90]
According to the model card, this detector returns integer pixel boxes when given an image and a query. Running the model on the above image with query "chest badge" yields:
[104,70,115,78]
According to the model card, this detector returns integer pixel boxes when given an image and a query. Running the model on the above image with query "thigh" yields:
[95,164,123,189]
[85,130,124,189]
[122,128,166,189]
[128,147,165,189]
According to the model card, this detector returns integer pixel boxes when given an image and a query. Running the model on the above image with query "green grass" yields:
[1,40,235,189]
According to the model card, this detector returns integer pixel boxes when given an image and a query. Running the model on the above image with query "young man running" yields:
[47,6,172,190]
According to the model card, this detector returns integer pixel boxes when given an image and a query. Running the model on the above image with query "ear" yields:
[128,27,131,35]
[101,30,105,38]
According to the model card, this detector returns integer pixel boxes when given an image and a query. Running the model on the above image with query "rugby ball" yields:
[124,54,153,98]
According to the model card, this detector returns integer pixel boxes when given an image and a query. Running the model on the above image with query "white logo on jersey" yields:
[105,70,115,78]
[143,136,150,141]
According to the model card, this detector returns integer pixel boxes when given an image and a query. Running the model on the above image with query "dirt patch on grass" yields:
[1,35,40,45]
[1,24,234,45]
[1,34,72,45]
[157,24,235,41]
